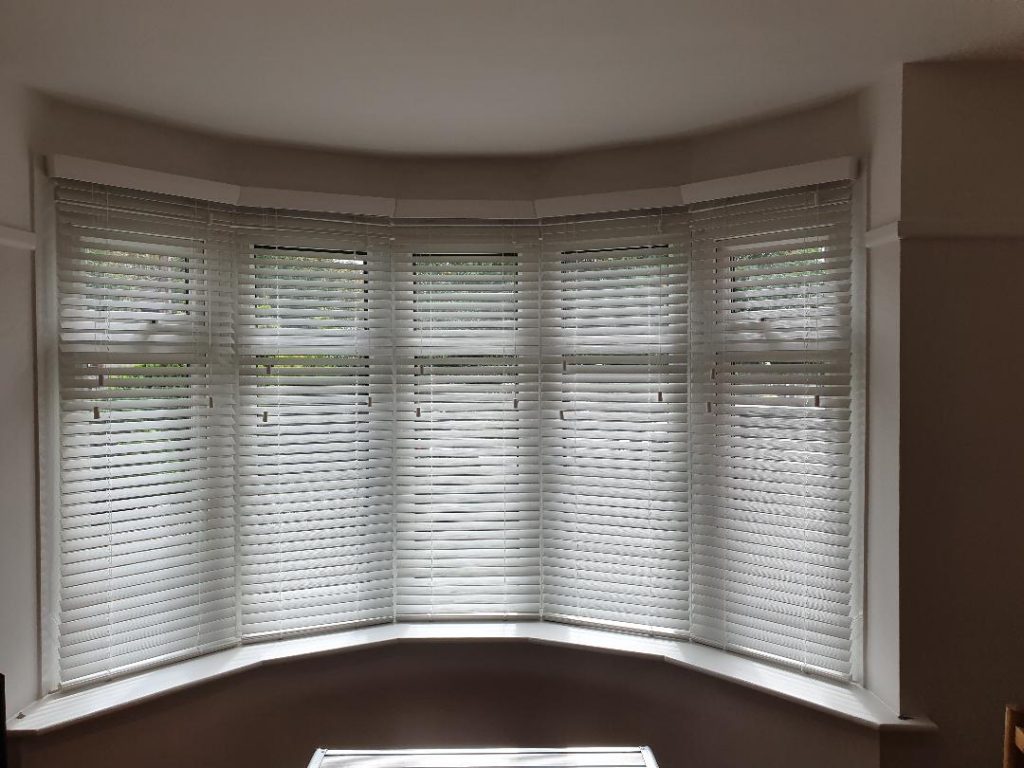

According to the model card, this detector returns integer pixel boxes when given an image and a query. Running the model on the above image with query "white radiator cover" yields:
[307,747,658,768]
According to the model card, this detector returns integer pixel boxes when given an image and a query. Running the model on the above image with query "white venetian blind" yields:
[392,224,542,619]
[53,180,237,686]
[48,172,861,688]
[539,211,690,637]
[688,181,858,678]
[234,210,395,638]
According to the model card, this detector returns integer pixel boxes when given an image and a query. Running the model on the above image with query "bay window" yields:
[46,176,859,690]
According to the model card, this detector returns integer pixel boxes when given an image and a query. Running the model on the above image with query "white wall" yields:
[859,68,903,713]
[861,69,903,231]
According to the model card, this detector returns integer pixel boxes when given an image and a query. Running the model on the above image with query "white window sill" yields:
[6,622,933,735]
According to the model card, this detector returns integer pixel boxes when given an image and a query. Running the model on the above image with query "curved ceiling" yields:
[1,0,1023,156]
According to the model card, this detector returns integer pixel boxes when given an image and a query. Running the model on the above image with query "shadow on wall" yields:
[9,642,884,768]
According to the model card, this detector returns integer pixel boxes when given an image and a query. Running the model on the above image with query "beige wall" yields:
[538,96,865,198]
[0,87,874,723]
[0,244,37,717]
[10,62,1024,768]
[901,62,1024,230]
[0,84,32,230]
[0,81,38,720]
[9,642,881,768]
[897,237,1024,768]
[26,92,864,201]
[893,62,1024,768]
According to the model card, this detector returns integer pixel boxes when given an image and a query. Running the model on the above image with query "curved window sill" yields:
[7,622,932,735]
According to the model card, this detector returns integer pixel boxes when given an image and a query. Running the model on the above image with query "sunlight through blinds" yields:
[234,210,395,639]
[48,175,859,687]
[392,225,542,619]
[688,181,858,678]
[54,181,237,686]
[539,211,690,637]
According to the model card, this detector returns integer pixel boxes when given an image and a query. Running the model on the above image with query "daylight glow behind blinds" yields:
[50,178,858,688]
[538,213,690,636]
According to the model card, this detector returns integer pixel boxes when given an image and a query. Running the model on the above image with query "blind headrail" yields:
[48,154,858,220]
